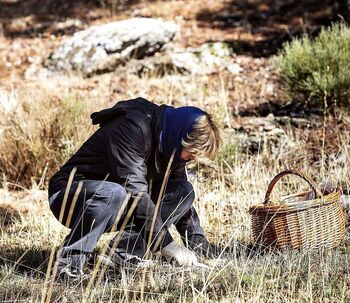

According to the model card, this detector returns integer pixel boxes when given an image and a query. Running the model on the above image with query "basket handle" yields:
[264,169,321,204]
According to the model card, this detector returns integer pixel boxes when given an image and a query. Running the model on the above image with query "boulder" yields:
[234,117,292,154]
[239,127,288,154]
[136,42,234,77]
[44,18,178,76]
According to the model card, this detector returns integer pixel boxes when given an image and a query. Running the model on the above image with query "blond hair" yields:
[182,113,221,159]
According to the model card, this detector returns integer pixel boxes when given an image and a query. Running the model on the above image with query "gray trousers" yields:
[111,180,205,257]
[49,179,204,258]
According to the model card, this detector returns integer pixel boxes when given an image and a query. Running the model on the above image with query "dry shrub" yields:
[0,204,21,227]
[0,87,94,188]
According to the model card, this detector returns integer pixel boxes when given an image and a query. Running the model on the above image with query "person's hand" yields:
[161,242,198,266]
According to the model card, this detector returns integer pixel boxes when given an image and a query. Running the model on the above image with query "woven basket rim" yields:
[249,190,340,214]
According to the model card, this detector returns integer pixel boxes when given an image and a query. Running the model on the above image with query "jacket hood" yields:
[160,106,206,163]
[90,97,160,126]
[90,105,126,126]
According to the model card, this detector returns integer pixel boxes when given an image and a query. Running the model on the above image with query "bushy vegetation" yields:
[275,22,350,109]
[0,89,94,188]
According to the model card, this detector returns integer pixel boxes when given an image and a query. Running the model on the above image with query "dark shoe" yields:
[56,254,89,285]
[57,264,89,285]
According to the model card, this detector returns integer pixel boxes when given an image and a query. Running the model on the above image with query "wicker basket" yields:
[249,169,345,250]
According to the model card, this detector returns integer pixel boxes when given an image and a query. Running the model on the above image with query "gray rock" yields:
[235,117,291,154]
[44,18,179,76]
[274,116,311,128]
[136,42,234,77]
[239,130,288,154]
[236,117,277,132]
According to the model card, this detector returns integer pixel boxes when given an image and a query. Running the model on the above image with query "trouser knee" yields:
[104,183,128,228]
[159,180,195,224]
[178,180,195,208]
[168,180,195,209]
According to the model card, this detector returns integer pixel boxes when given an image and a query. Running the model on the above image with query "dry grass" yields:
[1,151,350,302]
[1,110,350,302]
[0,67,350,302]
[0,70,244,188]
[1,1,350,301]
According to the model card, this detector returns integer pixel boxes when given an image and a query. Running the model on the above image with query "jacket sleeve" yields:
[169,162,188,180]
[103,117,173,250]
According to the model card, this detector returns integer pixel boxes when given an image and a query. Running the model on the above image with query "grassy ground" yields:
[1,1,350,302]
[1,138,350,302]
[1,53,350,303]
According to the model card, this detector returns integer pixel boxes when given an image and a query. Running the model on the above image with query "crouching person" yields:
[48,97,222,282]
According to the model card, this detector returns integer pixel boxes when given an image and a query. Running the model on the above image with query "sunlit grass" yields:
[1,147,350,302]
[0,68,350,302]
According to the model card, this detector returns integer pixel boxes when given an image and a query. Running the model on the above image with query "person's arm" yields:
[169,163,205,240]
[103,117,172,251]
[169,162,188,180]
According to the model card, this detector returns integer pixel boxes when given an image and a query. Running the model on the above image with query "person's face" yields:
[180,149,196,161]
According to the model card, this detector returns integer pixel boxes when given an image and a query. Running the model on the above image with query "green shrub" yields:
[274,22,350,109]
[216,133,240,169]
